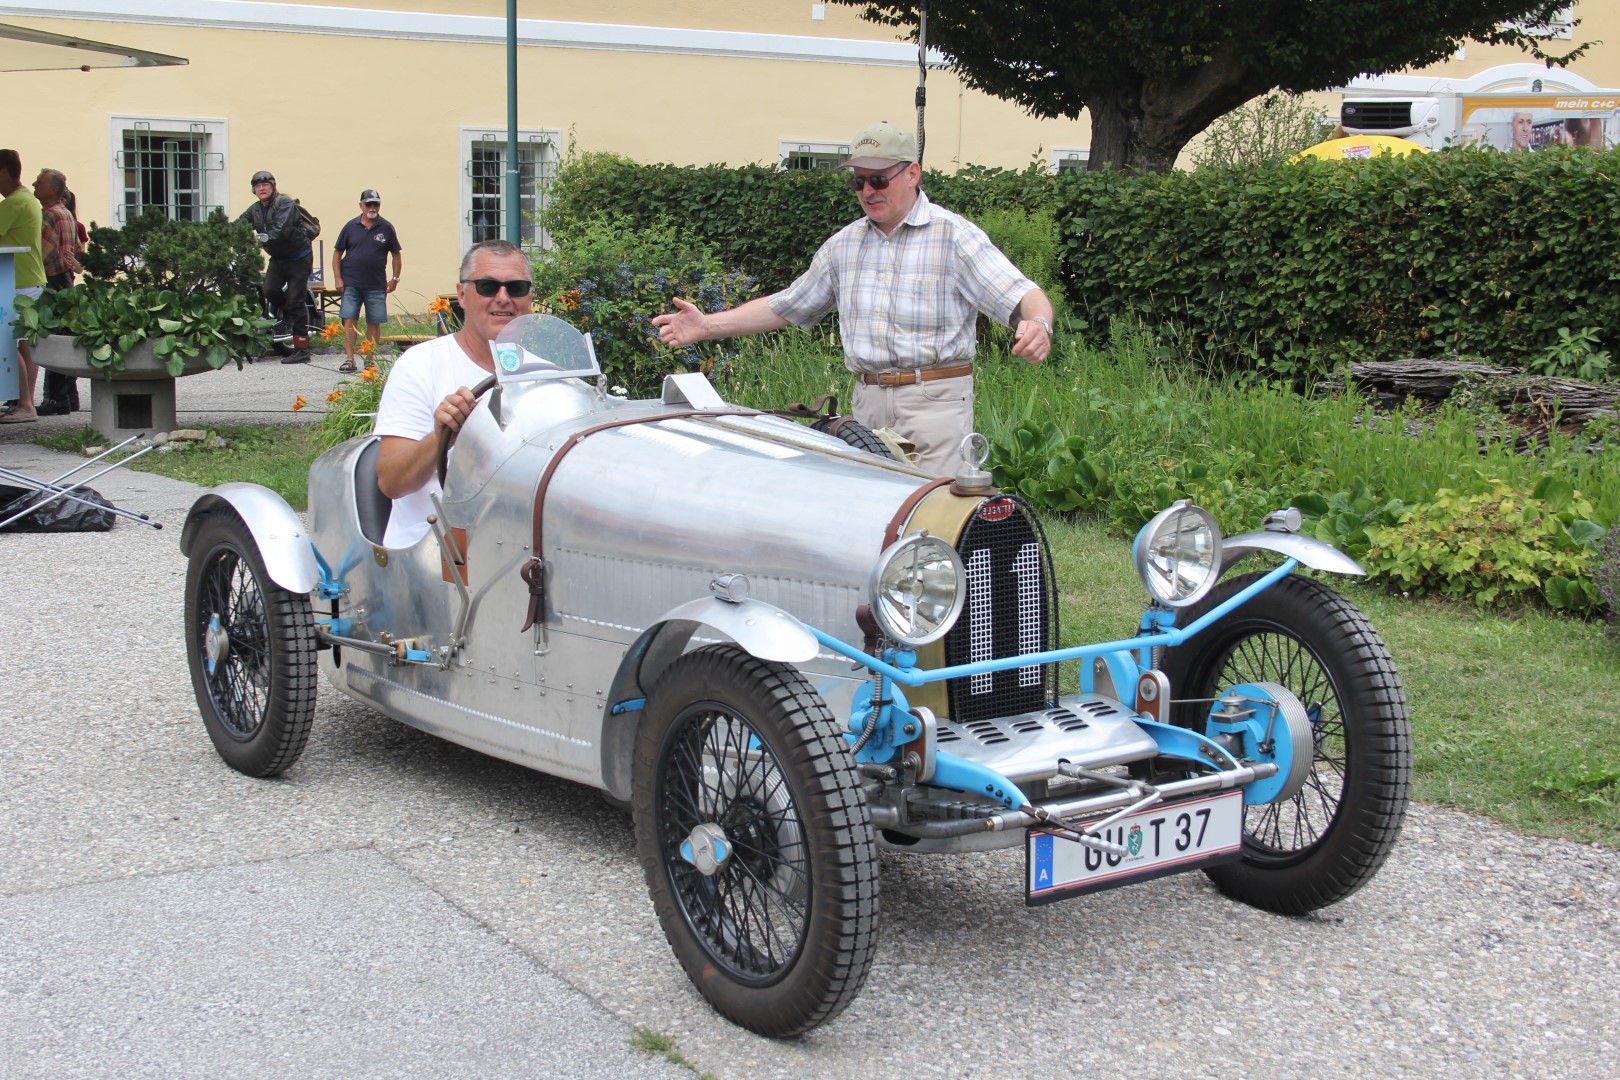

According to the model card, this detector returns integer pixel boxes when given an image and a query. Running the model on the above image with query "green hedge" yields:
[545,149,1620,378]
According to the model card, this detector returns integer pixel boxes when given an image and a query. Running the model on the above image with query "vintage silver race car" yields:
[180,314,1412,1036]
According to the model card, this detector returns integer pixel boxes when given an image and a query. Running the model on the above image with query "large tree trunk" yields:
[1084,44,1261,172]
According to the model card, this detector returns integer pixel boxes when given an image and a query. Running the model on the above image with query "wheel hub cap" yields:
[204,613,229,674]
[679,821,732,877]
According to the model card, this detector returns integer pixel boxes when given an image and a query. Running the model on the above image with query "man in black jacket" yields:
[237,169,313,364]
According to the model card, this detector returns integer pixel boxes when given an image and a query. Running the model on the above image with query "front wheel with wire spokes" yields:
[632,644,878,1037]
[1161,573,1411,914]
[184,509,317,776]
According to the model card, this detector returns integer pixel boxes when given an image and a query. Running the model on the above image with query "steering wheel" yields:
[435,374,499,488]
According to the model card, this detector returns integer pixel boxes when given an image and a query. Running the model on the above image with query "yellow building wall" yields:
[2,2,1091,304]
[12,2,1612,302]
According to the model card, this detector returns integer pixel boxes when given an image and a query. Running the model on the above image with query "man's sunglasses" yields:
[847,164,907,192]
[461,277,533,298]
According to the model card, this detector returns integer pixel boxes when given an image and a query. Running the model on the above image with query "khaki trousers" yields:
[852,373,975,477]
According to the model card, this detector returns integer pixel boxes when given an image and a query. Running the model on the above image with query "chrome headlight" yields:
[1134,501,1223,608]
[868,533,967,647]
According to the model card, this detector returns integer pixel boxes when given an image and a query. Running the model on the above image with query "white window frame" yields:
[779,139,850,171]
[1050,147,1090,174]
[460,127,560,253]
[107,114,229,224]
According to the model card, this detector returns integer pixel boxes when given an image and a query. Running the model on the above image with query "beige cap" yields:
[844,121,917,168]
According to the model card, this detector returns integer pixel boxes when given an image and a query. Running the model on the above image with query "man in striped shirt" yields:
[654,120,1054,475]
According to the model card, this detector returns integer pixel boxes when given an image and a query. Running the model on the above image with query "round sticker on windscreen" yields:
[495,342,522,372]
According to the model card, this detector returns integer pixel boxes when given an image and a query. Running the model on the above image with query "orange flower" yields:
[319,322,342,341]
[428,296,450,316]
[291,394,308,412]
[359,366,378,382]
[358,339,377,356]
[326,389,343,404]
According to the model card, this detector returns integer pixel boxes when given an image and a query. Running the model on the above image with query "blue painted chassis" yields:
[815,559,1302,813]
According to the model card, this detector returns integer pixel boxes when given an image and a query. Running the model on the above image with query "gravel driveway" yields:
[0,380,1615,1078]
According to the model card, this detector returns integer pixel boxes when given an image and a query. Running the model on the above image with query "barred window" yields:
[110,116,225,222]
[462,129,559,252]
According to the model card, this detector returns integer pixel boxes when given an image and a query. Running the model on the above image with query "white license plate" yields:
[1026,790,1245,906]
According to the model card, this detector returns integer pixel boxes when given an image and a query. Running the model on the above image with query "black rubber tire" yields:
[1160,573,1411,914]
[184,508,318,777]
[633,644,879,1037]
[811,416,894,459]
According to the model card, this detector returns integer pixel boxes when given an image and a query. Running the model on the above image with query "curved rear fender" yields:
[597,598,820,802]
[181,483,320,595]
[1221,531,1365,578]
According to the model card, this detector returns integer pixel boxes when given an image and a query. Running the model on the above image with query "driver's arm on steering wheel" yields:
[375,387,478,499]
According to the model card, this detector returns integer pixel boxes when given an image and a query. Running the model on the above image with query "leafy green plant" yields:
[1362,478,1606,611]
[15,207,270,375]
[1529,326,1613,382]
[316,356,391,450]
[531,215,758,397]
[16,281,267,377]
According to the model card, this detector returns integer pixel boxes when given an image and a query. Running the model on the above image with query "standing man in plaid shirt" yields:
[653,120,1054,475]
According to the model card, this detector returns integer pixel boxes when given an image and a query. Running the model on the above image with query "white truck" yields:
[1337,62,1619,151]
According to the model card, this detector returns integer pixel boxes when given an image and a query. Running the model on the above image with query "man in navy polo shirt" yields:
[331,188,403,372]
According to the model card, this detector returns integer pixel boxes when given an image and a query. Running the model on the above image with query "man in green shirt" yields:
[0,148,46,423]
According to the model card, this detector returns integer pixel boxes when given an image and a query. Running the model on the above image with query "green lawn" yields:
[36,424,316,510]
[34,421,1619,847]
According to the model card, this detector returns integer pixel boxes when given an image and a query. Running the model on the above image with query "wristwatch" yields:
[1030,317,1053,336]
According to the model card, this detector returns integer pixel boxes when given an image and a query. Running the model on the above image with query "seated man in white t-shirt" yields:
[372,239,532,548]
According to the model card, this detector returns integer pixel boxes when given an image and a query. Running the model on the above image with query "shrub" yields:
[15,206,269,374]
[80,206,262,296]
[1190,92,1337,168]
[1362,478,1607,612]
[531,215,758,397]
[546,148,1620,382]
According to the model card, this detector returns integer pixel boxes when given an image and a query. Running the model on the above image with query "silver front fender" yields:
[1222,530,1366,577]
[180,483,320,595]
[650,595,819,664]
[598,595,822,801]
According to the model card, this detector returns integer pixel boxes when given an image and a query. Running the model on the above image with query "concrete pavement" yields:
[0,356,1617,1079]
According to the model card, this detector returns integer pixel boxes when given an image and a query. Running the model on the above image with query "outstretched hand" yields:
[652,296,707,347]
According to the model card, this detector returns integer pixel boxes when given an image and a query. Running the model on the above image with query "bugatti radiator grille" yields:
[943,496,1057,724]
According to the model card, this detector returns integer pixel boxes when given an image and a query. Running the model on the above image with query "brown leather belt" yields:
[858,362,973,386]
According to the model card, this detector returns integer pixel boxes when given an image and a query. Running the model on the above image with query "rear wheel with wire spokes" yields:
[1161,573,1411,914]
[632,644,878,1036]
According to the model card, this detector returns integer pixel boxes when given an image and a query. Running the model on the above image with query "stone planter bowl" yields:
[33,335,217,439]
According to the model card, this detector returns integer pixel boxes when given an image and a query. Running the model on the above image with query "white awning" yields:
[0,20,186,71]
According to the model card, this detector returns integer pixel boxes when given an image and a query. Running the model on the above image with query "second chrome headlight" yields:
[868,533,967,647]
[1134,501,1222,607]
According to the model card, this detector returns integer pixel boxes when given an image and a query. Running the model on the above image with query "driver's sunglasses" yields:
[461,277,533,298]
[847,164,907,192]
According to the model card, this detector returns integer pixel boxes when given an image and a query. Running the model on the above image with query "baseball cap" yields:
[843,121,917,169]
[250,170,275,186]
[359,189,381,203]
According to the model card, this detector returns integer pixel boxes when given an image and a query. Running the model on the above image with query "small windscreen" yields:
[491,314,601,383]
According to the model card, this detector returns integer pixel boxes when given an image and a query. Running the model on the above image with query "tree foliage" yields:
[831,1,1587,172]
